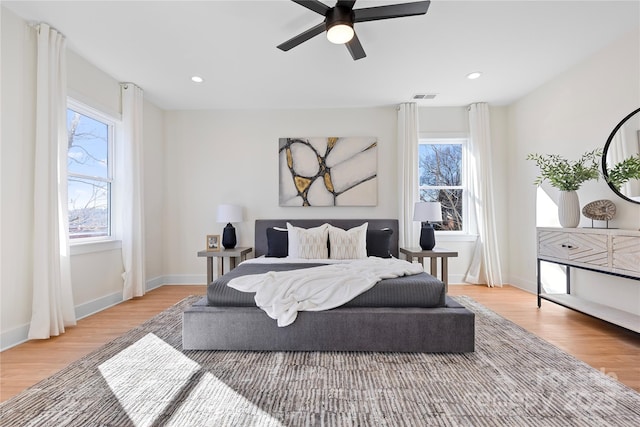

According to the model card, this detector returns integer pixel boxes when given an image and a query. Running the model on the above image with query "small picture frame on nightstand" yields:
[206,234,220,252]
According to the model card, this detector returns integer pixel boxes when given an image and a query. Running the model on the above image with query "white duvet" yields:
[227,257,424,327]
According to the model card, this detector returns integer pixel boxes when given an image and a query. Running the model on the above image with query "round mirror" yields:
[602,107,640,204]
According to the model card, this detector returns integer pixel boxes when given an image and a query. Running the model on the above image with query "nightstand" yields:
[197,247,252,284]
[399,247,458,291]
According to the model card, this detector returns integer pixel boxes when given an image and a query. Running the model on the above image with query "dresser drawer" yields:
[567,233,608,267]
[537,230,608,268]
[612,235,640,278]
[538,231,570,260]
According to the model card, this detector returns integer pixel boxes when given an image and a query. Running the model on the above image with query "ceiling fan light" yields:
[327,24,354,44]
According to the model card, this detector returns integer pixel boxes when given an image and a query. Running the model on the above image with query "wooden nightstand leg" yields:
[430,258,437,278]
[206,258,214,284]
[229,257,238,271]
[441,258,449,293]
[217,258,224,277]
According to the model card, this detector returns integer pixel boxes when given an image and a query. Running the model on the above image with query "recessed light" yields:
[191,76,204,83]
[413,94,438,100]
[466,72,482,80]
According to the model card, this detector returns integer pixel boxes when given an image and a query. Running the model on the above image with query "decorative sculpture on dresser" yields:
[582,199,616,228]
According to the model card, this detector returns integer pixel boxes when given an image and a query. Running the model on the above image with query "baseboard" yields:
[74,291,123,320]
[0,275,200,352]
[145,275,165,291]
[449,274,465,284]
[508,275,537,294]
[0,323,30,352]
[161,274,207,285]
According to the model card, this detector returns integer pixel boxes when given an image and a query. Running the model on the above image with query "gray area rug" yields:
[1,296,639,426]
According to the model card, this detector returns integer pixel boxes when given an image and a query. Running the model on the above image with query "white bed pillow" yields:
[286,223,329,259]
[328,223,368,260]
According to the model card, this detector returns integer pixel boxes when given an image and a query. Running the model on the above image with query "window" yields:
[418,138,468,232]
[66,100,115,240]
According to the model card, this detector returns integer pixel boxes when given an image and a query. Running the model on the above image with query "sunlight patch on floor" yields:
[99,333,284,426]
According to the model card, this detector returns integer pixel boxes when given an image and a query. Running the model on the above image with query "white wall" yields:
[0,7,165,349]
[163,108,398,282]
[162,106,508,285]
[507,28,640,314]
[1,7,37,348]
[143,101,166,284]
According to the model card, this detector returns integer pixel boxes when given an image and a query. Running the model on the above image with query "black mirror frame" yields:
[602,107,640,205]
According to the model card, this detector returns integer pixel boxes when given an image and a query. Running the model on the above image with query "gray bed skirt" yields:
[183,296,475,353]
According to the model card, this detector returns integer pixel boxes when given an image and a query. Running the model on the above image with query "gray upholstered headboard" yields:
[254,219,399,258]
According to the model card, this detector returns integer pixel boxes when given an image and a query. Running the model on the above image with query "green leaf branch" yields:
[606,154,640,191]
[526,149,603,191]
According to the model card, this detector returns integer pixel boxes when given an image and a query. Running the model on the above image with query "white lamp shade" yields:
[413,202,442,222]
[216,204,243,223]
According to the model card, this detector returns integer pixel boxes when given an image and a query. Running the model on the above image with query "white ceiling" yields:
[4,1,639,110]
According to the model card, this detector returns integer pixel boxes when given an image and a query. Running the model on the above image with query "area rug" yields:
[1,296,638,427]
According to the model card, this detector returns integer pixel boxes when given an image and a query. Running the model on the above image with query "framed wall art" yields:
[278,137,377,206]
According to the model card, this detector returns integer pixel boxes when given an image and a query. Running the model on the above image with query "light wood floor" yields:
[1,284,638,403]
[0,285,206,402]
[448,285,640,393]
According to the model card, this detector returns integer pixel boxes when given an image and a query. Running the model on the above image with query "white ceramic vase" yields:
[558,190,580,228]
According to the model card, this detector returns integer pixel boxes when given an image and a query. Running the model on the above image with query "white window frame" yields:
[67,98,118,247]
[418,135,474,239]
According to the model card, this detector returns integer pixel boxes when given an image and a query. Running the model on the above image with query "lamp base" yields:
[419,223,436,250]
[222,223,237,249]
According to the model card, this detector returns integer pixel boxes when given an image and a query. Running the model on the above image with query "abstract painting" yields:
[279,137,377,206]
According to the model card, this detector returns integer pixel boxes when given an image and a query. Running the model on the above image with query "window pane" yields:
[68,178,109,238]
[419,144,462,186]
[420,189,463,231]
[67,109,109,179]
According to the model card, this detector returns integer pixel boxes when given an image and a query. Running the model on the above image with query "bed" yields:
[183,219,475,352]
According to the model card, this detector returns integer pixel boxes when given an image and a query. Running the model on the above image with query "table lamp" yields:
[413,202,442,250]
[217,204,243,249]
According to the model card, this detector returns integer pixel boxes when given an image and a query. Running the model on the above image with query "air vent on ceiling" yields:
[412,94,437,100]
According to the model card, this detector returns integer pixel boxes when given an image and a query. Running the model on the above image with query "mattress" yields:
[207,261,446,308]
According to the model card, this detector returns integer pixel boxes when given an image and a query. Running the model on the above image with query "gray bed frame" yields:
[183,219,475,352]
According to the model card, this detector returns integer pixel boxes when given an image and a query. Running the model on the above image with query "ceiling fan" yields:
[277,0,431,61]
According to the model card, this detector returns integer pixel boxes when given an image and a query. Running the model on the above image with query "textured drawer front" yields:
[612,236,640,277]
[568,233,608,267]
[538,228,639,277]
[538,231,569,260]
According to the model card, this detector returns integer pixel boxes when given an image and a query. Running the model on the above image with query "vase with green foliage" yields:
[605,154,640,192]
[526,149,602,227]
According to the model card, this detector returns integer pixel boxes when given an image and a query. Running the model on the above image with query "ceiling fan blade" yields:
[336,0,357,9]
[354,0,430,23]
[277,22,326,51]
[292,0,331,16]
[346,33,366,60]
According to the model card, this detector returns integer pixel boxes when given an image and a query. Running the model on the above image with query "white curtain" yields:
[397,103,420,248]
[28,23,77,339]
[464,103,503,287]
[119,83,146,300]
